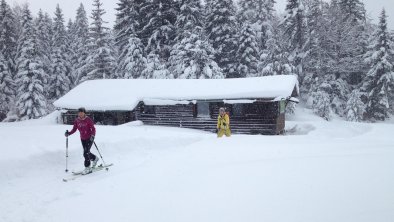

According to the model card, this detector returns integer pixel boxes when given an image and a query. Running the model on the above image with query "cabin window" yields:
[232,104,244,116]
[197,102,210,117]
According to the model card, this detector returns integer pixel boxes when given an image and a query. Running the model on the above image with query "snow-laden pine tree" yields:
[49,5,71,100]
[119,35,146,79]
[337,0,368,85]
[114,0,135,51]
[303,0,358,117]
[237,0,276,52]
[66,18,78,86]
[0,52,14,119]
[169,29,224,79]
[205,0,238,78]
[203,0,214,17]
[280,0,307,78]
[15,6,47,120]
[35,10,52,98]
[71,4,90,84]
[173,0,202,40]
[301,0,325,101]
[141,52,170,79]
[82,0,116,81]
[339,0,366,23]
[0,0,17,78]
[345,89,366,122]
[114,0,143,78]
[168,0,223,79]
[311,82,332,120]
[362,9,394,121]
[236,22,260,77]
[139,0,178,60]
[261,17,296,76]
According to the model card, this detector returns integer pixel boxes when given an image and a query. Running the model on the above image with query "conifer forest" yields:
[0,0,393,122]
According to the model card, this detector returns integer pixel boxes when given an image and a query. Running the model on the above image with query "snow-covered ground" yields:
[1,108,394,222]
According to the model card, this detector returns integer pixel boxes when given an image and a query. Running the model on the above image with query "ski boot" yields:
[91,156,99,168]
[81,167,92,175]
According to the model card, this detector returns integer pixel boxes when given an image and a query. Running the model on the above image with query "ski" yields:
[62,163,113,182]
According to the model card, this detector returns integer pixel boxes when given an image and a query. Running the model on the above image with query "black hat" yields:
[78,107,86,113]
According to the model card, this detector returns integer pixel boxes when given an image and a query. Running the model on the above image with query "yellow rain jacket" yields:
[217,113,231,137]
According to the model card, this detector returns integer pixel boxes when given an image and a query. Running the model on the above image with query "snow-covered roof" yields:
[54,75,299,111]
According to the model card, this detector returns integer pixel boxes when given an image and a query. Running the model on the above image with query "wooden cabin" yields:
[54,76,299,135]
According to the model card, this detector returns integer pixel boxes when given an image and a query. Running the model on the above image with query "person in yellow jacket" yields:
[217,107,231,137]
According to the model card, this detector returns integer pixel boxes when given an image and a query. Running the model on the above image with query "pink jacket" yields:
[68,117,96,140]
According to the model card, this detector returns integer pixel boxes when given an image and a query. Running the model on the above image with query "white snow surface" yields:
[1,108,394,222]
[53,75,299,111]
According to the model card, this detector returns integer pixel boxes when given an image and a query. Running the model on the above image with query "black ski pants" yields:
[81,139,97,167]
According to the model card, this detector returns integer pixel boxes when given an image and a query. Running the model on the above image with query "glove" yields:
[90,135,95,142]
[64,130,69,137]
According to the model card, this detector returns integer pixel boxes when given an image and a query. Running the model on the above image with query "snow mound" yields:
[122,120,144,126]
[2,111,62,126]
[285,124,316,135]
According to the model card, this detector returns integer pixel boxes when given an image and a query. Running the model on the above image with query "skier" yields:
[216,107,231,137]
[64,107,99,174]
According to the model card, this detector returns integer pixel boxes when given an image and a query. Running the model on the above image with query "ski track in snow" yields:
[1,110,394,222]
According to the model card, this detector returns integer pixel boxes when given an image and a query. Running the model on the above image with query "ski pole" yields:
[93,141,108,170]
[65,130,69,173]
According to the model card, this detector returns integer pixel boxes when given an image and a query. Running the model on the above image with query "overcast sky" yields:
[10,0,394,30]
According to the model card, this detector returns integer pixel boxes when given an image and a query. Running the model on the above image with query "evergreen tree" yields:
[362,9,394,121]
[205,0,238,78]
[345,89,366,122]
[139,0,178,60]
[328,78,351,116]
[330,0,367,85]
[49,5,71,100]
[238,0,276,51]
[169,29,224,79]
[11,3,24,37]
[66,18,78,85]
[141,52,170,79]
[134,0,147,37]
[301,1,357,117]
[119,35,146,78]
[35,10,52,95]
[236,22,260,77]
[82,0,116,81]
[301,0,324,101]
[52,5,67,56]
[339,0,366,23]
[311,82,332,120]
[72,4,90,84]
[0,52,13,118]
[0,0,17,116]
[168,0,223,79]
[0,0,17,75]
[174,0,203,40]
[114,0,142,78]
[327,0,366,85]
[303,0,322,71]
[15,6,47,120]
[261,17,296,76]
[114,0,139,52]
[280,0,307,78]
